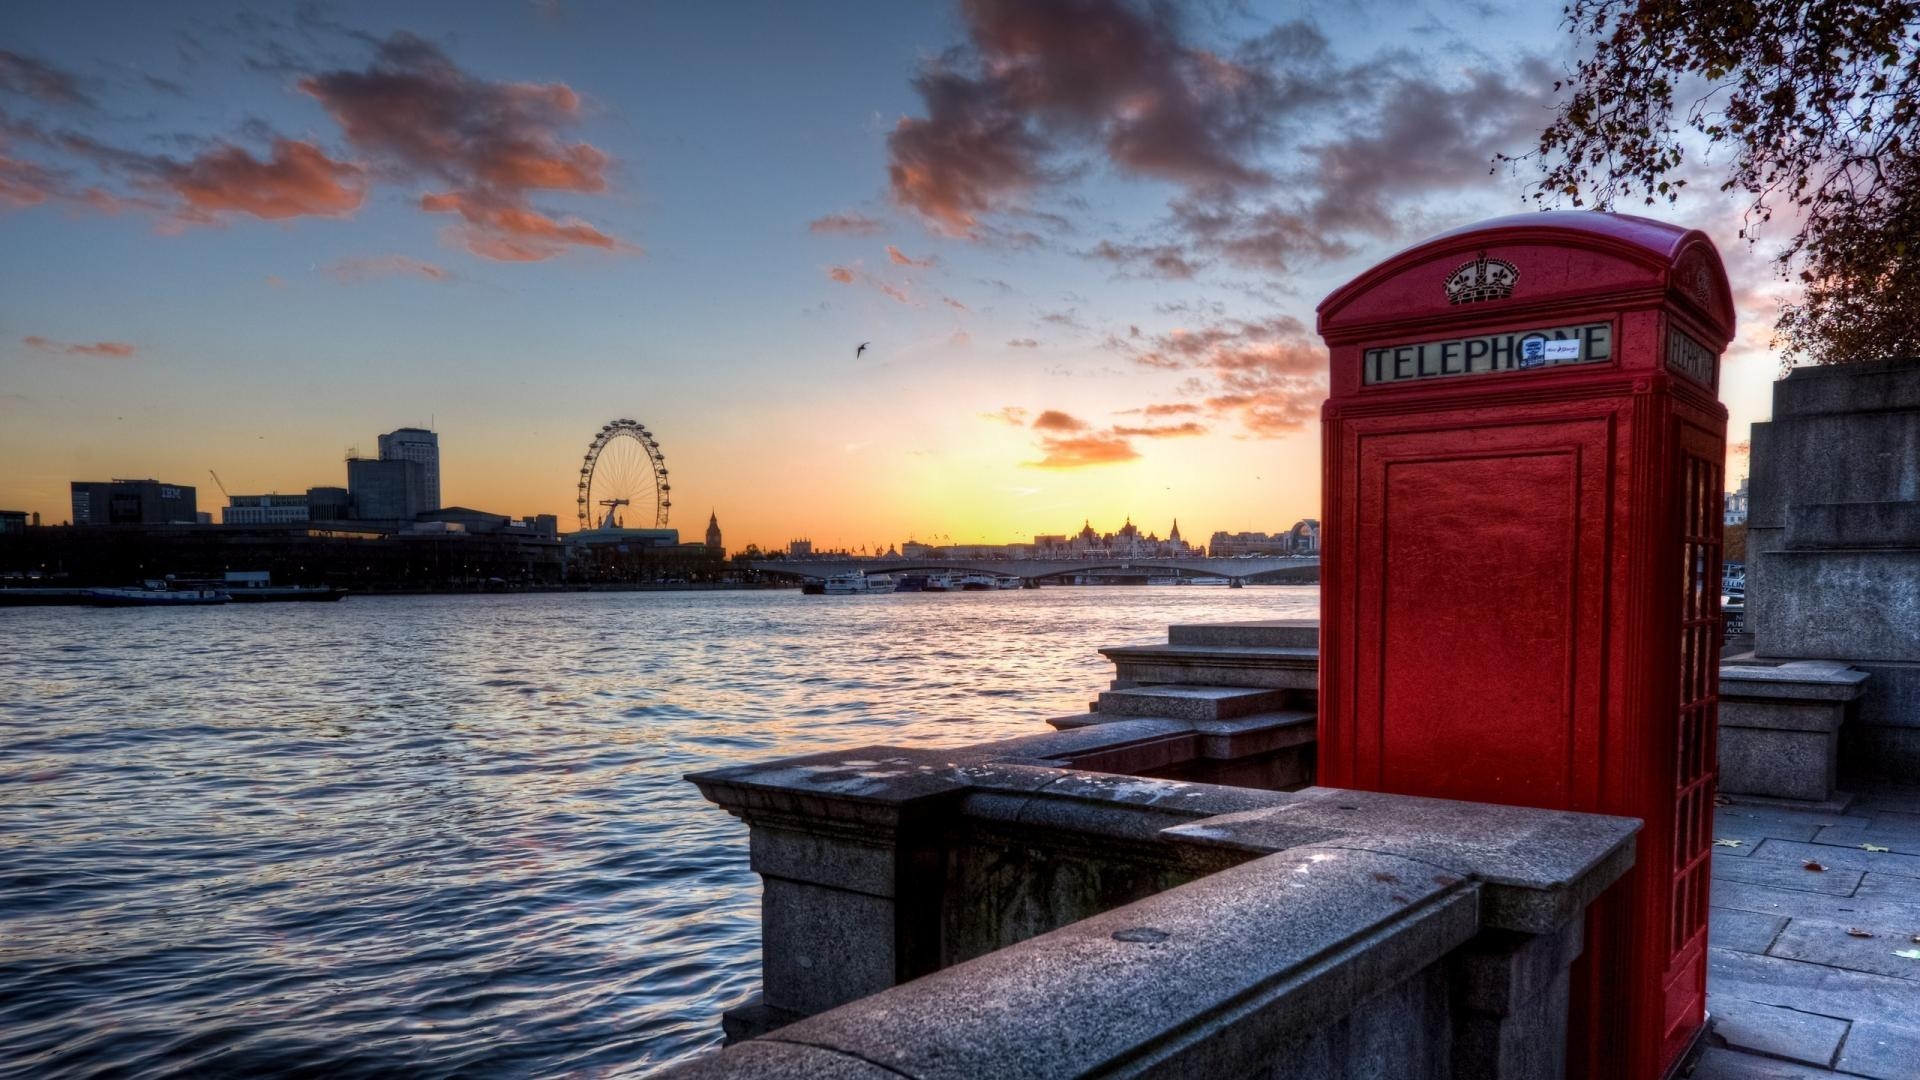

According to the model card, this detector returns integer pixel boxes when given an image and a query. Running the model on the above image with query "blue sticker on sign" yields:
[1518,336,1548,369]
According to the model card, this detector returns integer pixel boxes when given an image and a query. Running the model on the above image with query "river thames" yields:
[1,586,1317,1077]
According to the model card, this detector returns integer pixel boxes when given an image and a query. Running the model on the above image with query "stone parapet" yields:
[673,761,1636,1080]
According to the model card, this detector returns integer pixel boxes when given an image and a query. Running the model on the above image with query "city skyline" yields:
[3,2,1777,550]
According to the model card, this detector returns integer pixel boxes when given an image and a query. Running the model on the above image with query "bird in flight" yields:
[856,341,870,358]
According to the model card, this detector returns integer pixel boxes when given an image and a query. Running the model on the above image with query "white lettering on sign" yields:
[1363,323,1612,385]
[1666,329,1717,388]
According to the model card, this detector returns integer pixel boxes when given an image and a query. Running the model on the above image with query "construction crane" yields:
[208,469,230,501]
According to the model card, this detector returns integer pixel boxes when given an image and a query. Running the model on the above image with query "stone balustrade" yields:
[675,749,1635,1080]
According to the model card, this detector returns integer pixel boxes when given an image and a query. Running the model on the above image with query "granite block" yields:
[1768,917,1920,981]
[1855,871,1920,905]
[1161,786,1638,933]
[1710,879,1920,929]
[749,825,896,896]
[1716,805,1869,831]
[1705,993,1849,1067]
[1834,1018,1920,1080]
[752,848,1478,1080]
[1710,946,1920,1029]
[1814,822,1920,857]
[1166,619,1319,648]
[1712,853,1864,896]
[1707,907,1788,954]
[1749,838,1920,881]
[1688,1045,1839,1080]
[759,879,895,1016]
[1718,725,1839,801]
[1094,684,1290,722]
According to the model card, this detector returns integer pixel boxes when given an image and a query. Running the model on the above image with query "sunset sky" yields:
[1,1,1786,550]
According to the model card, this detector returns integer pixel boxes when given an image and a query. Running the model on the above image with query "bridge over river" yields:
[743,556,1319,584]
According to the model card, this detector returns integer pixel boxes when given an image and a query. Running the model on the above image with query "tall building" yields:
[70,479,198,525]
[377,427,440,511]
[347,457,428,521]
[705,511,723,555]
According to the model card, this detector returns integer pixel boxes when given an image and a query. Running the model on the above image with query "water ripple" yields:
[0,586,1314,1077]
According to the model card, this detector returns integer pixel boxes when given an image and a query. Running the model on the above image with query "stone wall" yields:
[1746,359,1920,775]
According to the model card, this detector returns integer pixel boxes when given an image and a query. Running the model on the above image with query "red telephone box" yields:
[1315,212,1731,1079]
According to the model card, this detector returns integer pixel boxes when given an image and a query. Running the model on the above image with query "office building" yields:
[306,487,351,522]
[377,427,440,511]
[70,479,198,525]
[223,494,310,525]
[347,457,428,521]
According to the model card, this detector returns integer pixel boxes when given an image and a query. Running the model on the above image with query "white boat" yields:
[1189,577,1231,586]
[822,571,895,595]
[85,579,229,606]
[922,573,957,592]
[994,576,1023,589]
[957,573,996,591]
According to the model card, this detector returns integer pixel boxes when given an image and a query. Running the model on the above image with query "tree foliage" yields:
[1522,1,1920,366]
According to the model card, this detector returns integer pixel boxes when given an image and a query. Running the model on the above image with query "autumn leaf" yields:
[1714,838,1745,848]
[1864,844,1892,853]
[1847,928,1874,938]
[1894,949,1920,961]
[1804,861,1826,872]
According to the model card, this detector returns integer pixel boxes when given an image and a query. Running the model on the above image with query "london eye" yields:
[578,419,670,531]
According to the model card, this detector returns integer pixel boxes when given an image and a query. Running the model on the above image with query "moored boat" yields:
[822,571,895,595]
[84,580,228,606]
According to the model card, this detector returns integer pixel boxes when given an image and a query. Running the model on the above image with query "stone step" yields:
[1167,619,1318,649]
[1094,684,1291,722]
[1099,643,1318,691]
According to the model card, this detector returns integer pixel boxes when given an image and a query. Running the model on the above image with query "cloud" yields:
[887,244,936,267]
[888,1,1291,234]
[1031,408,1087,432]
[887,66,1049,235]
[23,335,136,357]
[0,50,94,108]
[824,263,916,304]
[1120,402,1202,417]
[419,190,616,261]
[0,153,58,207]
[166,139,365,221]
[1007,337,1039,348]
[808,211,887,235]
[1117,313,1327,438]
[941,295,968,310]
[1029,431,1139,468]
[299,31,622,260]
[984,405,1029,425]
[325,254,452,284]
[1111,421,1207,437]
[1087,239,1203,279]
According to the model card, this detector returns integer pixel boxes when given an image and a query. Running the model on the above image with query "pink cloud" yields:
[23,335,136,358]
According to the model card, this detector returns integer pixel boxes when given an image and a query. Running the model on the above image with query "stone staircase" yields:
[1045,620,1321,790]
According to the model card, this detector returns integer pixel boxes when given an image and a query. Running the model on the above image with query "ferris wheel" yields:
[577,418,671,530]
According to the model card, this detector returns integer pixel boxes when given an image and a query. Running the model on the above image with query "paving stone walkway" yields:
[1692,783,1920,1078]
